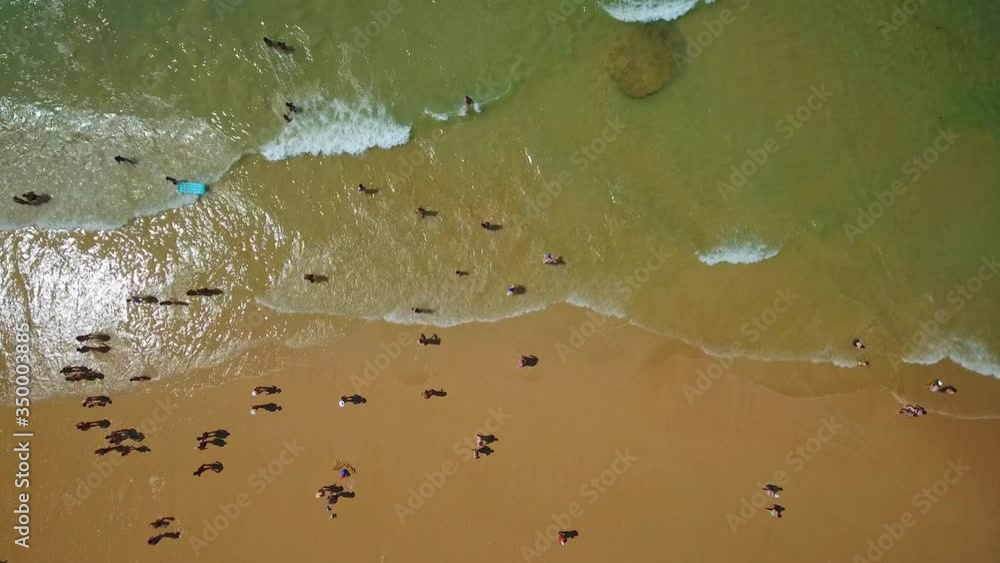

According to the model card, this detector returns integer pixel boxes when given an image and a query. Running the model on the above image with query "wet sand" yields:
[2,305,999,563]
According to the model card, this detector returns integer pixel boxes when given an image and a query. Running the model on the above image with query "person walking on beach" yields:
[76,420,111,431]
[250,403,283,415]
[197,430,227,442]
[766,505,784,518]
[252,385,281,396]
[418,333,439,346]
[148,531,181,545]
[114,155,137,165]
[193,462,223,477]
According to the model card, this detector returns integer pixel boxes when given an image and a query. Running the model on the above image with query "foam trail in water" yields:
[260,95,410,160]
[697,240,780,266]
[600,0,716,22]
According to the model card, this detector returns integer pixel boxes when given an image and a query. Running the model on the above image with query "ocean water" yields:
[1,0,999,400]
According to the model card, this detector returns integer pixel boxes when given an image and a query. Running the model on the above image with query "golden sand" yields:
[2,305,999,563]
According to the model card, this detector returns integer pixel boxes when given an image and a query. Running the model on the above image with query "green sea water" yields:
[1,0,999,399]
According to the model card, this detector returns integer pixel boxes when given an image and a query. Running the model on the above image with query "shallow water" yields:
[1,0,999,401]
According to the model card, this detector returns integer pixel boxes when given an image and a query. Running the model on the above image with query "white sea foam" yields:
[600,0,715,22]
[902,338,1000,379]
[260,95,410,161]
[0,97,240,231]
[423,100,483,123]
[697,239,780,266]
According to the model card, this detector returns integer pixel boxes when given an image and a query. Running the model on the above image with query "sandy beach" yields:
[2,305,999,563]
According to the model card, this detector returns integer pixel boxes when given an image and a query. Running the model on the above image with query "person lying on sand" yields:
[421,389,446,399]
[149,517,175,529]
[82,395,112,408]
[928,379,957,394]
[77,345,111,354]
[898,404,927,417]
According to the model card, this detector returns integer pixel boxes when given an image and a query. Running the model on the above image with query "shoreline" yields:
[12,302,1000,416]
[3,305,1000,562]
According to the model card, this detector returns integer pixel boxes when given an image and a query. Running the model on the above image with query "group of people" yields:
[77,332,112,354]
[762,484,785,519]
[196,429,229,450]
[250,382,284,414]
[96,427,150,456]
[64,365,104,382]
[852,339,957,417]
[147,517,180,545]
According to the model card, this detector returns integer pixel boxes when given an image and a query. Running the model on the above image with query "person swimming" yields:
[13,191,49,206]
[285,102,300,113]
[114,155,137,165]
[282,113,293,123]
[263,37,294,53]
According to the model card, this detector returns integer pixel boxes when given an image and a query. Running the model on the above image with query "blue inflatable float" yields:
[177,181,208,195]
